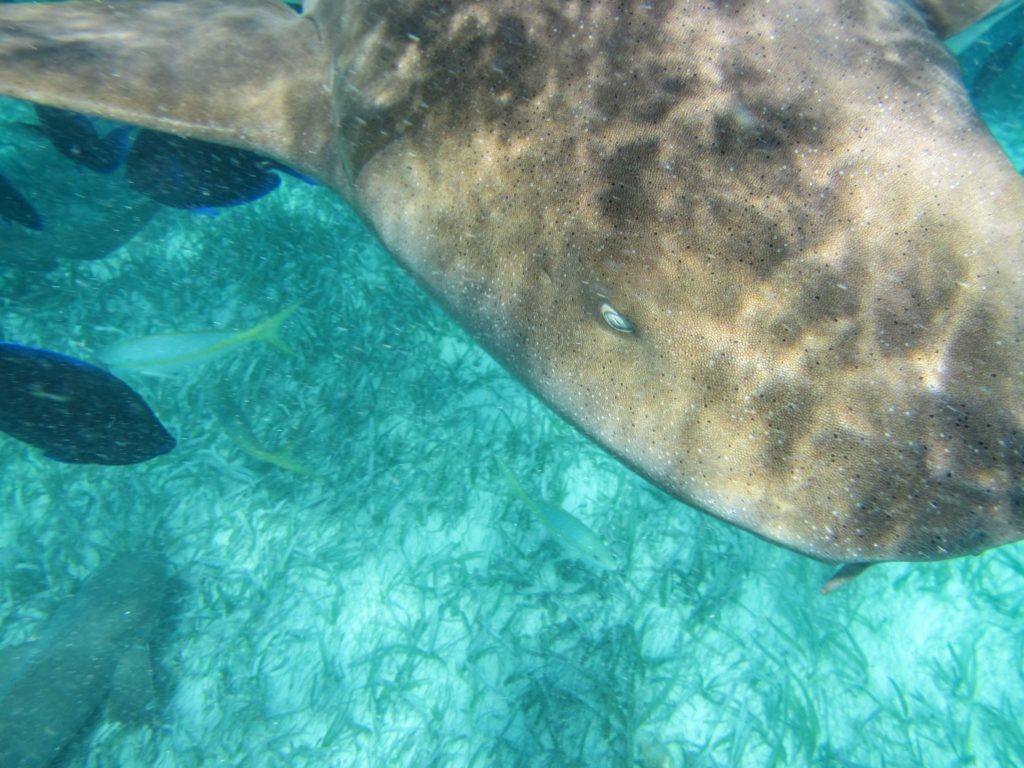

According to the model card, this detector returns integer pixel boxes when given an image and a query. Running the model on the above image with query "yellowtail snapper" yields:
[98,303,299,374]
[212,383,317,476]
[497,458,617,571]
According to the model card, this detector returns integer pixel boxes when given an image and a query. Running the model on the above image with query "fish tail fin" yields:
[268,445,318,477]
[249,303,302,355]
[272,436,318,477]
[0,0,333,178]
[496,457,543,518]
[820,562,873,595]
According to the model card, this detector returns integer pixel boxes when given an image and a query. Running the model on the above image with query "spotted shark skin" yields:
[0,0,1022,570]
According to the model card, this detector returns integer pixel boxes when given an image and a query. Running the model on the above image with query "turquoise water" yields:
[2,13,1024,768]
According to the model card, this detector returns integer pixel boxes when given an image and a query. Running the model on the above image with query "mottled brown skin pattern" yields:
[324,0,1024,563]
[1,0,1023,565]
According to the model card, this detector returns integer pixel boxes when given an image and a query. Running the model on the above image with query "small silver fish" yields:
[498,458,617,571]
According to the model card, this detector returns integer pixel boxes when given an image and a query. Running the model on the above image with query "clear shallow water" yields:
[1,9,1023,768]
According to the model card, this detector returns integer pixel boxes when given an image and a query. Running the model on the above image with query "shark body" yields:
[1,0,1023,569]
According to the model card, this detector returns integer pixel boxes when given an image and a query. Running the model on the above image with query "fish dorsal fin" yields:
[0,0,334,179]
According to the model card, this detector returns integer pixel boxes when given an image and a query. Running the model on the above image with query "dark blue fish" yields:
[0,343,175,464]
[0,172,41,230]
[32,105,132,173]
[125,129,281,210]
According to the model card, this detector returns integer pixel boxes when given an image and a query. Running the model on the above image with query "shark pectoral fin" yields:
[820,562,873,595]
[0,0,334,178]
[106,643,156,724]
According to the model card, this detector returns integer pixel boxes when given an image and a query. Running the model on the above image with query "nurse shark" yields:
[1,0,1023,581]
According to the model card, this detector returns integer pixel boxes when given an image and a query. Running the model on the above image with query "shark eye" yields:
[600,302,634,334]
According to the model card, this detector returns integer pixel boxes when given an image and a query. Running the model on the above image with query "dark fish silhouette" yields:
[0,342,175,464]
[0,552,172,768]
[32,105,131,173]
[125,129,281,210]
[0,173,41,230]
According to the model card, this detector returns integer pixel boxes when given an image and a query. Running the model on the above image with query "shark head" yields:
[331,0,1024,564]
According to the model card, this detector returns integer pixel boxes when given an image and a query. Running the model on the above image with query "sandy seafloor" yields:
[2,35,1024,768]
